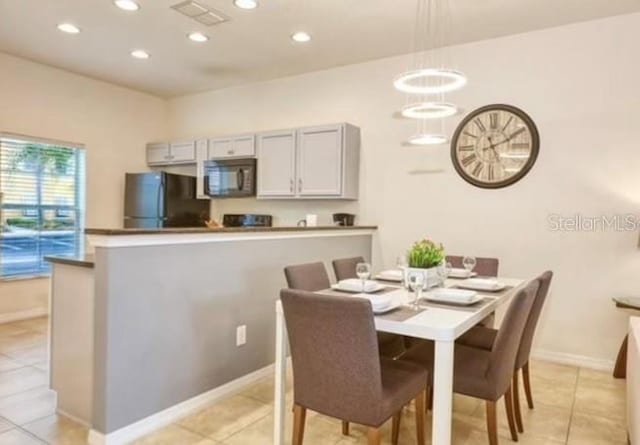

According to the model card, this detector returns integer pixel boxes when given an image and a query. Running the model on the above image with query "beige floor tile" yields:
[0,354,26,373]
[463,428,564,445]
[573,380,626,421]
[529,360,579,387]
[466,399,570,443]
[240,375,293,404]
[22,414,88,445]
[0,386,57,425]
[178,395,271,441]
[133,424,218,445]
[0,368,48,398]
[567,412,627,445]
[526,375,576,410]
[0,332,47,354]
[452,394,482,416]
[0,429,44,444]
[6,345,48,367]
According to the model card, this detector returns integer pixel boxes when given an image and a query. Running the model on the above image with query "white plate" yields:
[448,269,478,279]
[331,282,386,293]
[375,272,403,282]
[373,301,403,314]
[456,279,506,292]
[425,294,484,306]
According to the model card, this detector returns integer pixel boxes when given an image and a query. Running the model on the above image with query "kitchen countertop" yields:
[84,226,377,236]
[45,254,95,268]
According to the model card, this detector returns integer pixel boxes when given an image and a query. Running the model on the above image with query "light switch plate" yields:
[236,325,246,346]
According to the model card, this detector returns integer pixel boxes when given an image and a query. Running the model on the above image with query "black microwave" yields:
[204,158,257,198]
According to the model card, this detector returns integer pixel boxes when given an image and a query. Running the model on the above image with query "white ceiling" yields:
[1,0,639,98]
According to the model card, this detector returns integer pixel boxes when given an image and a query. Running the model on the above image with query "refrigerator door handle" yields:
[157,175,164,227]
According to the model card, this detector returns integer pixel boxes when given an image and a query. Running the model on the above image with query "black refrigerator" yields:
[124,172,210,229]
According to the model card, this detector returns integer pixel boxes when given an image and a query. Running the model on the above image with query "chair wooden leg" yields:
[427,385,434,411]
[341,420,349,436]
[486,401,498,445]
[367,427,381,445]
[522,361,534,409]
[392,411,402,445]
[292,405,306,445]
[511,369,524,433]
[513,371,524,433]
[424,387,431,412]
[614,335,628,379]
[504,387,518,442]
[415,391,426,445]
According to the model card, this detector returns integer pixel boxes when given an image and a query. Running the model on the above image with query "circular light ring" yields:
[188,32,209,42]
[401,102,458,119]
[234,0,258,9]
[408,133,448,145]
[57,23,80,34]
[131,50,150,59]
[114,0,140,11]
[291,31,312,43]
[394,68,467,94]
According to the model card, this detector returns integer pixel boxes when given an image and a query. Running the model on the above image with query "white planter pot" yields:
[405,266,441,289]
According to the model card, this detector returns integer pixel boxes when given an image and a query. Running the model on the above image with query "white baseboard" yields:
[87,363,275,445]
[532,348,614,372]
[0,307,48,324]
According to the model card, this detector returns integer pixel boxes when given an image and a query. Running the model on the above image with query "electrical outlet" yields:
[236,325,246,346]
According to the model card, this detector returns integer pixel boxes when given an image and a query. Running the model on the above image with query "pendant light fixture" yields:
[395,0,466,145]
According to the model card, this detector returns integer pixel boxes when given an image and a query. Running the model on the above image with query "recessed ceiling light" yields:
[291,31,311,43]
[188,32,209,43]
[114,0,140,11]
[131,50,150,59]
[233,0,258,10]
[57,23,80,34]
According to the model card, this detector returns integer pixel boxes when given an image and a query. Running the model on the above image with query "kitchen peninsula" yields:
[47,225,376,445]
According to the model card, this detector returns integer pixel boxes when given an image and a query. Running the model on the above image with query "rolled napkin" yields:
[458,278,504,291]
[334,279,381,293]
[376,269,404,282]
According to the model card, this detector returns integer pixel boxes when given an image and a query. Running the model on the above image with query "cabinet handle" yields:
[228,149,235,155]
[290,179,294,193]
[298,178,302,193]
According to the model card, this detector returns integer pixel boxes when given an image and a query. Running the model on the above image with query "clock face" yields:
[451,104,539,189]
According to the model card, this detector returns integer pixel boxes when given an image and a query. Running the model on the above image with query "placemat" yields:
[376,305,426,321]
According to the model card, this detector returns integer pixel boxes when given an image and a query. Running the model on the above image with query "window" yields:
[0,135,85,278]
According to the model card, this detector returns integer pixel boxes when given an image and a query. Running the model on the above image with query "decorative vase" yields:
[405,266,441,289]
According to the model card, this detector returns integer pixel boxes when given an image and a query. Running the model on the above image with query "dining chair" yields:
[456,271,553,433]
[402,280,540,445]
[332,256,406,359]
[284,262,331,291]
[280,288,428,445]
[446,255,500,328]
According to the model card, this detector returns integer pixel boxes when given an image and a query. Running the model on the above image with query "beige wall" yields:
[168,13,640,367]
[0,52,167,316]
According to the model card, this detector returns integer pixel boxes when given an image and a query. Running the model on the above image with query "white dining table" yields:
[273,276,524,445]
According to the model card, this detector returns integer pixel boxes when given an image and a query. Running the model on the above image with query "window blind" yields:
[0,135,86,278]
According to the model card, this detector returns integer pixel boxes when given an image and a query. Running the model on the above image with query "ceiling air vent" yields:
[171,0,230,26]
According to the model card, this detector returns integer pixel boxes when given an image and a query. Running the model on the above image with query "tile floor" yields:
[0,316,627,444]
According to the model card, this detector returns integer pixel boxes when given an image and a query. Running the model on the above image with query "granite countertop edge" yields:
[84,225,378,236]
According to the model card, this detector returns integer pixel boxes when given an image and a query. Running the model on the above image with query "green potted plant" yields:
[405,238,445,287]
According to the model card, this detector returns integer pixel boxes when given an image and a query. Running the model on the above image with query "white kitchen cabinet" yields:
[209,135,255,159]
[257,123,360,200]
[146,141,196,166]
[256,130,297,197]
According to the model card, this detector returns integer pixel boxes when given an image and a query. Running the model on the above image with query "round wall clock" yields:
[450,104,540,189]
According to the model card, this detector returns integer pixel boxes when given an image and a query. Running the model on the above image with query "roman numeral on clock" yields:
[488,164,495,181]
[463,131,477,139]
[461,154,476,167]
[458,144,474,152]
[474,118,487,133]
[511,142,530,149]
[489,113,499,129]
[472,162,484,177]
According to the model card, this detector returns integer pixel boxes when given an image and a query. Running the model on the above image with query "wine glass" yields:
[356,262,371,292]
[406,270,426,311]
[437,261,452,288]
[396,255,408,286]
[462,256,477,275]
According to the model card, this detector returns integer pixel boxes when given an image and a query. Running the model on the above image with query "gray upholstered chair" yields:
[446,255,500,328]
[284,262,331,292]
[332,256,406,359]
[280,289,428,445]
[402,280,540,445]
[457,271,553,433]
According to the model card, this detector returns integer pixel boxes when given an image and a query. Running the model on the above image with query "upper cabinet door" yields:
[209,135,255,159]
[169,141,196,163]
[297,125,343,196]
[147,143,171,165]
[257,130,296,197]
